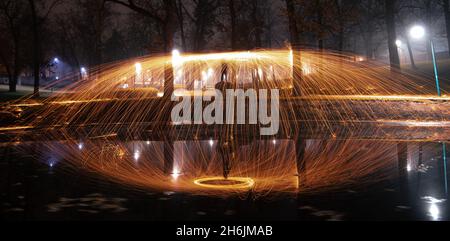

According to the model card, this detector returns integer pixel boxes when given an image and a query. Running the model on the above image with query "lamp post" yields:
[410,25,447,197]
[409,25,441,97]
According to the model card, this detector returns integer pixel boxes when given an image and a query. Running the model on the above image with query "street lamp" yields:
[410,26,425,39]
[409,25,441,96]
[410,25,447,200]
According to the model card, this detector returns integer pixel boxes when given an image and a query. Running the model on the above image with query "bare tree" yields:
[175,0,187,50]
[385,0,400,69]
[285,0,303,97]
[0,0,28,92]
[228,0,237,50]
[181,0,220,51]
[28,0,61,96]
[444,0,450,56]
[105,0,178,97]
[357,0,385,59]
[250,0,263,48]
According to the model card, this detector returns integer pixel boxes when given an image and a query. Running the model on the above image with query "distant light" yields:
[172,49,180,57]
[80,67,86,73]
[78,143,84,150]
[410,25,425,39]
[396,39,402,47]
[407,164,412,172]
[272,139,277,145]
[146,141,150,145]
[135,62,142,74]
[122,83,129,89]
[134,150,140,161]
[355,56,365,62]
[157,92,164,97]
[48,158,57,168]
[209,139,214,147]
[53,57,59,63]
[55,76,59,80]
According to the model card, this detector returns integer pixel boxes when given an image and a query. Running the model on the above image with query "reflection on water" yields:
[0,138,448,221]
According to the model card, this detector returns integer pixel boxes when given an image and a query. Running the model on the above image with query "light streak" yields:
[0,126,34,131]
[1,48,448,198]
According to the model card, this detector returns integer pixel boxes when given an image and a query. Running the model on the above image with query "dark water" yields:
[0,139,448,221]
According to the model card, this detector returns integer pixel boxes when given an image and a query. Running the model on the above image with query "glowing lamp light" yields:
[396,40,402,47]
[410,25,425,39]
[53,57,59,63]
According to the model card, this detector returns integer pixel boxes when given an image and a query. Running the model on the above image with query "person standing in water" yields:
[215,62,235,179]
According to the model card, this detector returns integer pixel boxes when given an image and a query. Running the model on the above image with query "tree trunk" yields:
[176,0,187,51]
[316,0,324,50]
[338,30,344,52]
[11,35,20,92]
[444,0,450,57]
[163,0,177,98]
[385,0,400,70]
[405,37,417,69]
[9,73,17,92]
[335,0,344,51]
[193,1,207,52]
[285,0,303,97]
[364,34,373,59]
[251,0,262,48]
[0,53,12,90]
[29,0,40,96]
[229,0,237,50]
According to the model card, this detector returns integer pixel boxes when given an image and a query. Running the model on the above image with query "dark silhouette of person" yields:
[215,63,234,91]
[214,62,235,179]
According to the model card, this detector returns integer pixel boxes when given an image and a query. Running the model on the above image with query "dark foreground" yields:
[1,139,448,221]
